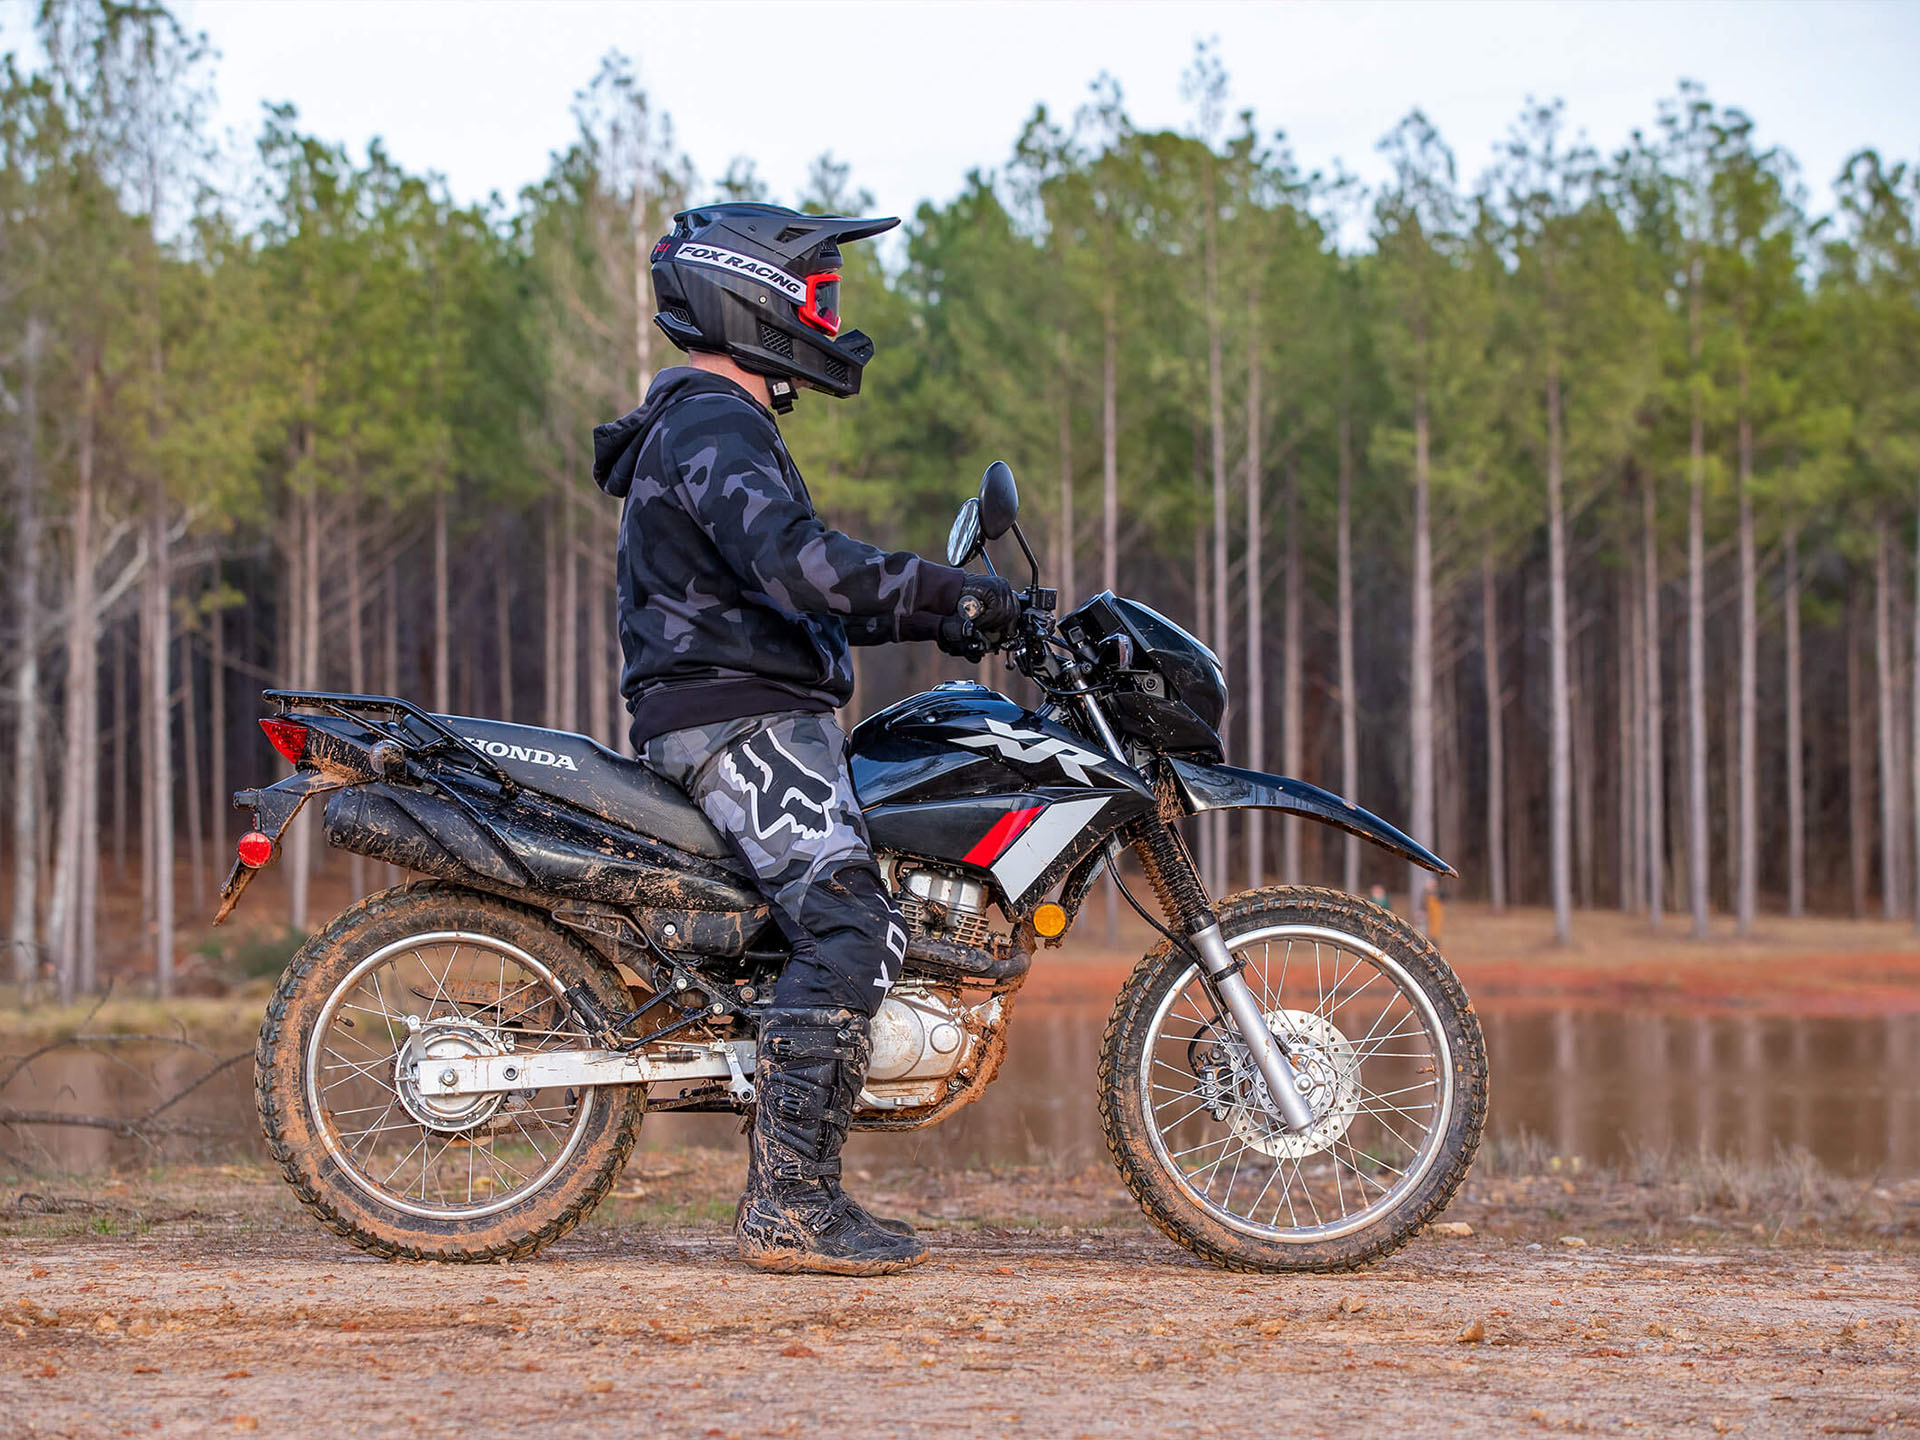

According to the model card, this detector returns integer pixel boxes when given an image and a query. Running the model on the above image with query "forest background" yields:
[4,1,1919,1003]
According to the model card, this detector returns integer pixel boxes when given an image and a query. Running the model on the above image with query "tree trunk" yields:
[1784,524,1804,918]
[1338,412,1360,894]
[345,490,366,898]
[382,553,401,889]
[1617,556,1638,912]
[1736,394,1758,934]
[1572,623,1595,910]
[1242,300,1264,890]
[113,620,128,884]
[144,478,174,995]
[1282,458,1303,885]
[560,496,580,735]
[1643,467,1665,929]
[208,560,226,869]
[1849,584,1870,919]
[1686,261,1710,938]
[289,480,320,935]
[1912,476,1920,932]
[1204,175,1230,899]
[1056,341,1076,612]
[1102,290,1120,941]
[543,509,561,729]
[1409,376,1436,926]
[587,543,611,748]
[48,374,98,1002]
[433,490,451,714]
[1877,519,1900,920]
[1546,357,1573,944]
[495,529,515,722]
[1481,548,1506,913]
[10,314,42,991]
[179,625,206,909]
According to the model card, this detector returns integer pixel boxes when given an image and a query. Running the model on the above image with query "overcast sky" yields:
[86,1,1920,230]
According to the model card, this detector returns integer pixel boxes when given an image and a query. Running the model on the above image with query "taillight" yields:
[260,717,308,765]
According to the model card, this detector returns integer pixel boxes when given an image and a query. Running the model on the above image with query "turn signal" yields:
[1032,903,1068,939]
[236,832,275,869]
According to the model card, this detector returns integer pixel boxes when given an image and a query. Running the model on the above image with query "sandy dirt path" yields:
[5,1218,1917,1439]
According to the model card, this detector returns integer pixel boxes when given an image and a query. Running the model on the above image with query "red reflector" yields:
[260,717,308,765]
[962,804,1045,867]
[236,831,275,869]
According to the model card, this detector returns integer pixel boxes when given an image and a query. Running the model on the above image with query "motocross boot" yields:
[735,1007,928,1275]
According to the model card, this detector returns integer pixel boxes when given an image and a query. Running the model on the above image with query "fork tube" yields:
[1130,821,1317,1133]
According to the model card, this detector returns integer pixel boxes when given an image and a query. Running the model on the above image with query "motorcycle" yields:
[226,461,1485,1273]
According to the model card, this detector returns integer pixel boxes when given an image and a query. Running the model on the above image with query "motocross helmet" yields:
[650,202,898,412]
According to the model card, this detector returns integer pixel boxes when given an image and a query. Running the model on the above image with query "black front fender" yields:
[1164,757,1457,878]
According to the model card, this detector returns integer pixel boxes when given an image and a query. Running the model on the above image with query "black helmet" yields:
[650,202,898,412]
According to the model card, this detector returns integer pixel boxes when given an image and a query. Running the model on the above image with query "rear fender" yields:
[1164,757,1457,878]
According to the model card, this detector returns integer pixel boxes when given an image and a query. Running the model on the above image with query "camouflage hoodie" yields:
[593,368,965,747]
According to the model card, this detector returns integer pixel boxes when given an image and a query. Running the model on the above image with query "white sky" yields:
[44,1,1920,231]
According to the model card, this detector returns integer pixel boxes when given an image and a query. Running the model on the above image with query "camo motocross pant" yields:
[644,712,907,1017]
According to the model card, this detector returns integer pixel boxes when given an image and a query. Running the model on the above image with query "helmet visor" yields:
[799,271,841,337]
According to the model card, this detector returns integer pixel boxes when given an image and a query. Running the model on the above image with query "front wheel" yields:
[1099,886,1487,1272]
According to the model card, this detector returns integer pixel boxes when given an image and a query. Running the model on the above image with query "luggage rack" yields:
[261,688,518,792]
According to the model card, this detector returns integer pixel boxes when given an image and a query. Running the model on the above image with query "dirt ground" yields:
[3,1156,1917,1439]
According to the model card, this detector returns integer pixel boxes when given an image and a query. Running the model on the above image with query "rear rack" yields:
[261,689,516,792]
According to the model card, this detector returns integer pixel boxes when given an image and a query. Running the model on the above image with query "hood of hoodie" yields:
[592,367,772,499]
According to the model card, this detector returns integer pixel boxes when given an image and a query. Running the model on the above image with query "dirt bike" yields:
[222,461,1486,1273]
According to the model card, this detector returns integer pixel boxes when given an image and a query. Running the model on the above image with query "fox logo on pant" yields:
[721,732,838,842]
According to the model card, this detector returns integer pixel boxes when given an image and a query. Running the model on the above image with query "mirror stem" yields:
[1010,521,1041,592]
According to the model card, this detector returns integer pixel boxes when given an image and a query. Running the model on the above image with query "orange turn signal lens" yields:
[1032,903,1067,939]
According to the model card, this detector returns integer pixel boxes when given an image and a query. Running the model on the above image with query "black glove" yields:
[936,613,989,663]
[957,574,1020,638]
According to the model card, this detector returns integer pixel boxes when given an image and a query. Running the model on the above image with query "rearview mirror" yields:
[979,461,1019,540]
[946,496,983,567]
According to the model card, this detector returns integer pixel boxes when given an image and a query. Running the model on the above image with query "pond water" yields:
[6,1005,1917,1178]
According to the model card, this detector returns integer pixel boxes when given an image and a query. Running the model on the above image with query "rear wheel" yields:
[1099,886,1486,1273]
[256,883,645,1261]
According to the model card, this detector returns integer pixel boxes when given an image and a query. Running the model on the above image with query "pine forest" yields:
[6,4,1920,1001]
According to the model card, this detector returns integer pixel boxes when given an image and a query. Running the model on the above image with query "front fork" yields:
[1129,820,1319,1134]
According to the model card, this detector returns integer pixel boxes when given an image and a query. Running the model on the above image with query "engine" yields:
[857,860,1009,1115]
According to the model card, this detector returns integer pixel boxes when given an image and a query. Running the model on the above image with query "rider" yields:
[591,203,1017,1276]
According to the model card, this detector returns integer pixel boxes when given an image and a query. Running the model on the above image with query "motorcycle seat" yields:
[437,715,737,863]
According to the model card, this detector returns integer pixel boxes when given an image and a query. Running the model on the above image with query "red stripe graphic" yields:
[963,804,1046,866]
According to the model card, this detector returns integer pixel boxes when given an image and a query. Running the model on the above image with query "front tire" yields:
[256,883,646,1262]
[1099,886,1486,1273]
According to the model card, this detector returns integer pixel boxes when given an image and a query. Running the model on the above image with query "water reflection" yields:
[6,1007,1918,1177]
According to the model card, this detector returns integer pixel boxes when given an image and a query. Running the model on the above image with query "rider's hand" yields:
[957,575,1019,639]
[937,613,989,663]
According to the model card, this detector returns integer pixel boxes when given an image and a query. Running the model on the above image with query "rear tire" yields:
[256,883,646,1262]
[1099,886,1486,1273]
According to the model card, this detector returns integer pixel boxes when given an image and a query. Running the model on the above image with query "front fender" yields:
[1164,757,1456,878]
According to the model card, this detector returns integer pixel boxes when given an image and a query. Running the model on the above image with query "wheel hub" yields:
[394,1016,508,1133]
[1197,1008,1360,1159]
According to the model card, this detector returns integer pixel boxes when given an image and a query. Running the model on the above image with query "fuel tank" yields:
[849,682,1154,911]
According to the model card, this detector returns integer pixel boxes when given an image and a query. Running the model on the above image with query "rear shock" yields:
[1127,816,1319,1134]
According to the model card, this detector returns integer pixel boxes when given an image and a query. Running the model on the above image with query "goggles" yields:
[798,271,841,337]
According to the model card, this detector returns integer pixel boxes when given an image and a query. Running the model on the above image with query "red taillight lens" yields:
[236,831,275,869]
[259,717,308,765]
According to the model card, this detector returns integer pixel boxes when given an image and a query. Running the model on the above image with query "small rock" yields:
[1457,1319,1486,1344]
[584,1379,614,1394]
[1431,1221,1474,1238]
[779,1343,816,1359]
[1558,1235,1588,1249]
[1257,1317,1286,1337]
[1337,1294,1366,1315]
